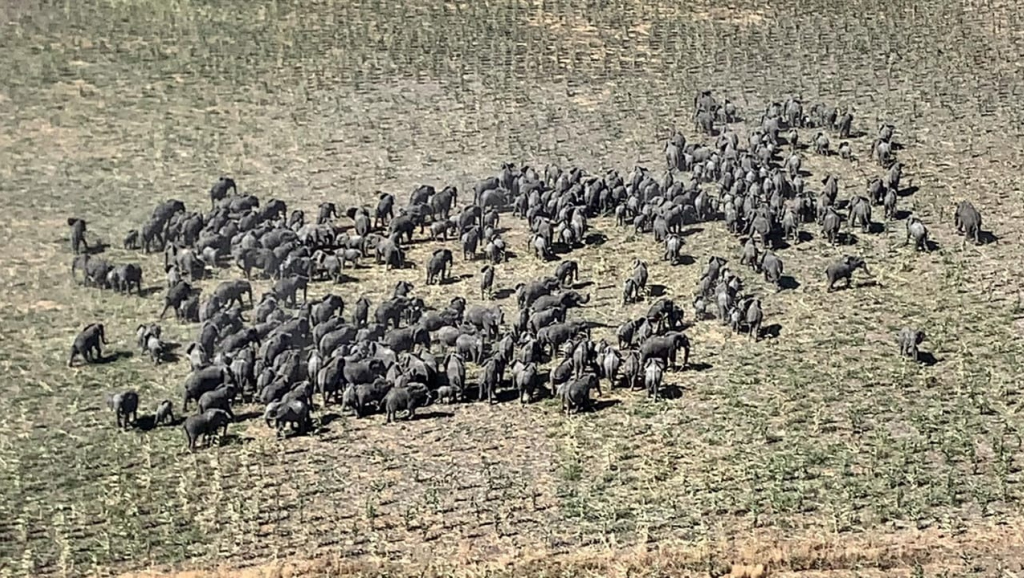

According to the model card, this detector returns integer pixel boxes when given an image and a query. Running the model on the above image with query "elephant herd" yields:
[65,90,989,450]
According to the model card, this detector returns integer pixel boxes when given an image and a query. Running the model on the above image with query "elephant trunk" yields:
[582,293,591,304]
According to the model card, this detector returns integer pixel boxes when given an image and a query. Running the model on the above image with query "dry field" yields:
[1,0,1024,576]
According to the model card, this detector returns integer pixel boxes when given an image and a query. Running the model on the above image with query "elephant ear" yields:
[67,217,78,226]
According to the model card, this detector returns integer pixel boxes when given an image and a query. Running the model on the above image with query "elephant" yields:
[905,217,930,251]
[517,277,561,309]
[530,234,553,260]
[317,202,339,225]
[461,227,480,261]
[836,112,854,138]
[561,373,600,416]
[343,358,387,386]
[640,331,690,370]
[616,317,645,349]
[954,200,983,245]
[631,259,649,295]
[740,238,759,271]
[105,263,143,294]
[867,177,885,204]
[123,229,140,250]
[884,189,898,221]
[484,237,507,264]
[455,333,484,364]
[848,196,872,233]
[384,383,431,422]
[821,208,842,245]
[154,399,175,426]
[183,409,231,451]
[213,280,253,309]
[182,366,233,411]
[106,390,139,429]
[426,248,454,285]
[375,236,405,270]
[198,384,238,418]
[528,306,567,334]
[884,162,903,194]
[664,234,685,265]
[537,321,589,357]
[838,141,852,159]
[646,298,684,333]
[897,327,926,361]
[68,323,107,366]
[67,218,88,254]
[826,256,870,292]
[264,398,313,435]
[477,356,506,404]
[71,255,113,288]
[745,298,764,341]
[341,378,391,417]
[430,185,458,219]
[760,252,784,291]
[272,275,308,307]
[622,278,641,305]
[209,176,237,209]
[555,260,579,287]
[384,326,430,354]
[513,361,539,404]
[464,305,503,339]
[430,219,457,241]
[445,353,466,399]
[235,247,280,280]
[814,132,830,155]
[530,290,589,312]
[644,359,664,400]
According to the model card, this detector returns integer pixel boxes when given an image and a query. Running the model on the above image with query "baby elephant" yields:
[154,399,175,426]
[897,327,926,361]
[825,256,869,292]
[432,385,460,404]
[106,390,139,429]
[183,409,231,452]
[68,323,107,367]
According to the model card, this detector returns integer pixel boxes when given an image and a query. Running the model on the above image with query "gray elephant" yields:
[883,188,898,221]
[905,216,929,251]
[183,408,231,451]
[639,332,690,369]
[426,248,454,285]
[154,399,175,426]
[826,256,870,292]
[182,366,233,411]
[531,290,590,312]
[455,333,484,364]
[561,373,600,416]
[838,141,852,159]
[664,234,685,265]
[106,390,139,429]
[513,361,539,404]
[213,280,253,309]
[954,200,983,245]
[465,305,503,339]
[760,252,784,291]
[479,265,495,300]
[265,398,313,435]
[67,217,88,254]
[68,323,107,366]
[814,132,830,155]
[745,298,764,341]
[644,359,664,400]
[384,383,430,422]
[821,207,842,245]
[272,275,308,307]
[848,196,872,233]
[740,238,759,271]
[209,176,237,209]
[198,384,238,418]
[897,327,926,361]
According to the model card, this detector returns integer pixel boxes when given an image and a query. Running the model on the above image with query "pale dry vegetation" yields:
[1,0,1023,577]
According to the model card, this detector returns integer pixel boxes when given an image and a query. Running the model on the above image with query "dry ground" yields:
[1,0,1024,576]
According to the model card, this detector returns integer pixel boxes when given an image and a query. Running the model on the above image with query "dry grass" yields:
[2,0,1024,576]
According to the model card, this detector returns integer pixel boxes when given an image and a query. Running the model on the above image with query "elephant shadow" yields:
[924,239,941,252]
[797,231,814,243]
[761,324,783,339]
[410,409,455,421]
[867,222,886,234]
[585,232,608,246]
[894,209,912,220]
[778,276,800,291]
[648,284,667,297]
[94,350,134,364]
[571,280,595,290]
[685,361,713,372]
[681,227,704,237]
[137,286,164,298]
[492,287,516,300]
[439,275,466,286]
[841,232,859,246]
[673,255,696,266]
[84,242,110,255]
[977,230,998,245]
[135,414,186,431]
[662,384,685,399]
[233,409,265,423]
[916,351,939,367]
[771,238,792,251]
[503,250,518,261]
[590,398,621,412]
[897,185,919,198]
